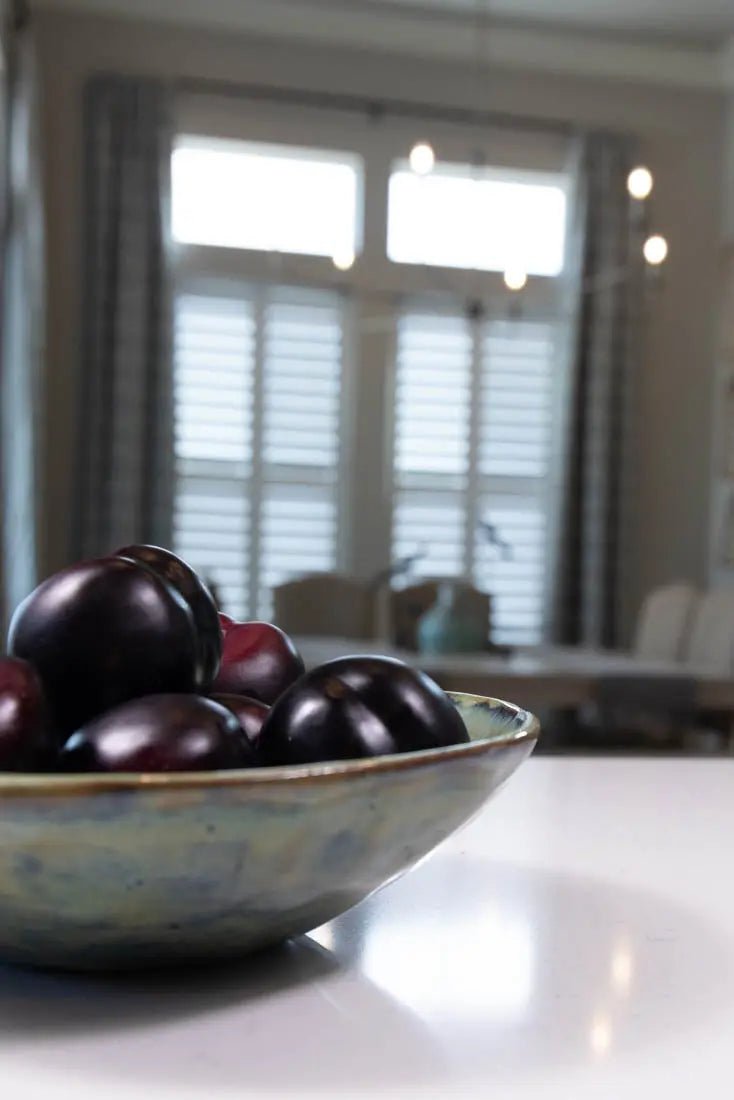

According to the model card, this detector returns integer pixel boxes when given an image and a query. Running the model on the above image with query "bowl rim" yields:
[0,693,539,797]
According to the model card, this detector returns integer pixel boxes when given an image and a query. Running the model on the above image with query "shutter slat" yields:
[393,317,471,480]
[173,286,343,620]
[393,311,556,645]
[475,319,555,642]
[392,313,471,577]
[262,298,342,476]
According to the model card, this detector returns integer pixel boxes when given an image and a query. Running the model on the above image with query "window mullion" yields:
[346,293,396,581]
[248,285,267,618]
[463,311,484,579]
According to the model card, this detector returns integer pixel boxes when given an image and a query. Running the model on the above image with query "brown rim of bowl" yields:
[0,694,539,797]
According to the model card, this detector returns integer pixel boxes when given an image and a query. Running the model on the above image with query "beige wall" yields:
[33,8,725,625]
[710,97,734,586]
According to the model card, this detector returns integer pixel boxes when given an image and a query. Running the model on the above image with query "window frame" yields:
[170,93,575,640]
[173,91,569,304]
[172,133,365,259]
[387,158,569,276]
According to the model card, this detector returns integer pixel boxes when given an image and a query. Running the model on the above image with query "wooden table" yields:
[295,637,734,712]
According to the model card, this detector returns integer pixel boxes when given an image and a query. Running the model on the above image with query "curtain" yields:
[0,0,43,631]
[554,132,642,648]
[74,75,173,559]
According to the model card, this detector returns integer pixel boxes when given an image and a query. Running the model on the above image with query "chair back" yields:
[633,582,699,662]
[272,574,373,639]
[682,587,734,675]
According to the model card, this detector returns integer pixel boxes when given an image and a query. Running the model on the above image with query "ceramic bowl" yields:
[0,693,538,970]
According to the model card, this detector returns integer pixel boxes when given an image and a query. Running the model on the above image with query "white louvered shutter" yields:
[258,293,343,616]
[173,285,344,619]
[392,309,557,645]
[474,319,556,645]
[173,292,254,617]
[392,313,472,576]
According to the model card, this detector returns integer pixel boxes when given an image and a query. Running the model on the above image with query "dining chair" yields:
[682,587,734,675]
[272,573,374,639]
[633,581,700,662]
[674,587,734,753]
[582,581,700,752]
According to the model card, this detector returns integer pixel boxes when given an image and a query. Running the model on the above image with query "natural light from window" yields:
[388,161,567,276]
[171,136,361,259]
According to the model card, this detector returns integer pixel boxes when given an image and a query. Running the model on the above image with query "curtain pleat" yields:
[74,74,173,560]
[554,132,641,647]
[0,1,43,630]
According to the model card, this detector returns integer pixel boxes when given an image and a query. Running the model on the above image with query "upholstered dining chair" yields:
[272,573,374,639]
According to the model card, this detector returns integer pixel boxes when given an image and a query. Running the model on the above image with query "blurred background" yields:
[2,0,734,751]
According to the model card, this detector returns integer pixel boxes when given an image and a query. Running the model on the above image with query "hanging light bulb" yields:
[504,269,528,291]
[643,234,668,265]
[627,166,654,200]
[409,141,435,176]
[332,247,355,271]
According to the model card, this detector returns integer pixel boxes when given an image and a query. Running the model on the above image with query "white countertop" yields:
[3,757,734,1100]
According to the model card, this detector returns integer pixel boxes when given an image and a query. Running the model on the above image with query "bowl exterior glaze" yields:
[0,694,537,969]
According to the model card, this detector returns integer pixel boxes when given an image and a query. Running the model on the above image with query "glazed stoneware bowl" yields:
[0,693,538,970]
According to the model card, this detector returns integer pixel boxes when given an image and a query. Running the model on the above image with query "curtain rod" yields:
[174,75,577,139]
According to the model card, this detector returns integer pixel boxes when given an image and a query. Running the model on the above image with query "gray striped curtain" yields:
[75,75,174,560]
[554,132,641,647]
[1,1,43,631]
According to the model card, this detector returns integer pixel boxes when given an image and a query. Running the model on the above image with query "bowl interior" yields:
[0,692,538,795]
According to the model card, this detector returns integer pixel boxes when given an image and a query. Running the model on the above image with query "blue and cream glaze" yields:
[0,693,538,969]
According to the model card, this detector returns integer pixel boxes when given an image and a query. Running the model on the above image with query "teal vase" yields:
[417,582,487,655]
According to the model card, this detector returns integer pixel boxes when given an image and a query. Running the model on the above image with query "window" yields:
[388,161,567,276]
[170,113,570,642]
[392,310,557,645]
[173,285,345,618]
[172,136,362,260]
[392,314,472,578]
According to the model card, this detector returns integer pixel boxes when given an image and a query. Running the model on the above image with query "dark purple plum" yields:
[115,544,221,686]
[59,694,256,773]
[8,557,200,739]
[210,693,269,753]
[258,655,469,766]
[212,621,304,705]
[0,657,52,771]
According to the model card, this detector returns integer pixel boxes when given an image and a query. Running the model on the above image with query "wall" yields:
[32,7,726,628]
[709,95,734,586]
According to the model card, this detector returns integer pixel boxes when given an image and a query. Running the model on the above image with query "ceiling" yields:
[341,0,734,46]
[34,0,734,88]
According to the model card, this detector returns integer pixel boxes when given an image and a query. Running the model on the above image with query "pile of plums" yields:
[0,546,468,773]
